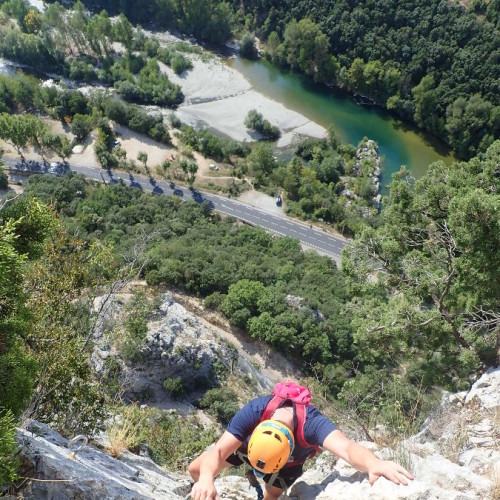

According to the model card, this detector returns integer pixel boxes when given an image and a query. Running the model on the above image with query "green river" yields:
[227,57,456,186]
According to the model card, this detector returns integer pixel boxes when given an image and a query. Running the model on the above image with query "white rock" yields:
[465,367,500,408]
[17,422,189,499]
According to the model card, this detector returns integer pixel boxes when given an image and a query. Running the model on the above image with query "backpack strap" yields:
[294,403,322,458]
[261,395,284,421]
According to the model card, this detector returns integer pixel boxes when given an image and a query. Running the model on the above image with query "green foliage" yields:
[0,24,62,72]
[104,99,170,145]
[144,410,217,471]
[71,113,94,142]
[157,46,193,75]
[108,404,217,470]
[343,140,500,389]
[22,226,109,435]
[163,376,186,399]
[0,165,8,190]
[119,291,152,363]
[229,0,499,158]
[178,124,249,162]
[0,411,19,487]
[239,32,257,59]
[244,109,280,140]
[198,387,239,424]
[0,198,55,486]
[116,59,183,107]
[221,279,267,328]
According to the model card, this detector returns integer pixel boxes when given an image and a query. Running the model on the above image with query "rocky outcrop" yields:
[275,366,499,500]
[92,292,274,405]
[13,288,499,500]
[339,138,383,214]
[15,421,190,499]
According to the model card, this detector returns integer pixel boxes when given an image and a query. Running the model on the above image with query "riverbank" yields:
[160,54,326,148]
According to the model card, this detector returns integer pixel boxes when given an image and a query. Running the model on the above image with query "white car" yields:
[48,162,68,175]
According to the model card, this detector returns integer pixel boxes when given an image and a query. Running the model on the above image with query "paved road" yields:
[5,158,349,260]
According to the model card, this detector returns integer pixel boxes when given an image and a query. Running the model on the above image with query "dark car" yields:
[276,194,282,206]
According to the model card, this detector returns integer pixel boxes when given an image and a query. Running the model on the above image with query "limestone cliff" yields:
[11,294,499,500]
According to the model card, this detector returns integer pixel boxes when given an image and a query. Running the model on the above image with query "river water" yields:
[228,58,456,184]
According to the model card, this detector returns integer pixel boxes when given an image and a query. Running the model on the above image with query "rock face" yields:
[16,421,190,499]
[273,366,499,500]
[13,290,499,500]
[92,292,274,406]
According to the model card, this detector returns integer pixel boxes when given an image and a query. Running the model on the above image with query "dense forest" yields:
[0,0,498,158]
[64,0,499,159]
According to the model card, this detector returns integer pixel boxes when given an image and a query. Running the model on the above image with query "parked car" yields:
[48,161,68,175]
[276,194,282,206]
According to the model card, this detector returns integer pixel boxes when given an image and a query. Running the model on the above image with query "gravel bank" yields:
[162,56,326,147]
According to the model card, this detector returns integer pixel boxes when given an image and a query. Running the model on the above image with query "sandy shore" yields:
[161,55,326,148]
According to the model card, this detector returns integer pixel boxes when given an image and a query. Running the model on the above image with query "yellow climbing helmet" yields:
[247,420,295,475]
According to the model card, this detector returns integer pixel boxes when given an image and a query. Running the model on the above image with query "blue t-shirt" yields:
[226,395,337,463]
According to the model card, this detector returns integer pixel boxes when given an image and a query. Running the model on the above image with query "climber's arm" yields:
[322,429,414,486]
[189,431,242,500]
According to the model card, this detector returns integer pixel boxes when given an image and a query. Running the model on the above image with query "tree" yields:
[113,13,134,53]
[342,141,500,387]
[446,95,494,158]
[221,279,267,328]
[42,132,72,162]
[0,198,54,486]
[24,114,49,158]
[240,32,257,59]
[266,31,281,62]
[246,142,275,185]
[71,113,94,142]
[0,114,30,159]
[0,165,8,190]
[187,161,198,187]
[24,9,43,35]
[86,10,112,56]
[137,151,148,170]
[412,75,444,137]
[244,109,264,131]
[244,109,279,140]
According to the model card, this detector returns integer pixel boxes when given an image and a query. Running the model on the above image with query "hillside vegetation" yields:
[1,139,498,486]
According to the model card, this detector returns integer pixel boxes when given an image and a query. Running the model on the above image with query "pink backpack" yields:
[260,382,322,458]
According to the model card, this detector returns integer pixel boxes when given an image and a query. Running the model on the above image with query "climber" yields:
[188,382,414,500]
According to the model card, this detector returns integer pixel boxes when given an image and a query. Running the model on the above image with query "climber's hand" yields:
[190,477,220,500]
[368,459,414,486]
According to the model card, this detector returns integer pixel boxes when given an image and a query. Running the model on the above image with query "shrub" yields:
[107,404,148,458]
[146,413,217,471]
[120,315,148,363]
[204,291,223,311]
[244,109,280,140]
[0,166,8,189]
[239,32,258,59]
[0,411,19,487]
[198,388,239,424]
[171,53,193,75]
[163,376,186,399]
